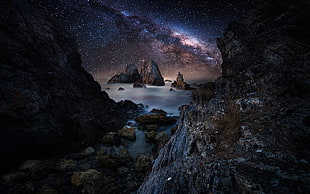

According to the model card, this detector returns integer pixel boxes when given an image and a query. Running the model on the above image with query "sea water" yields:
[102,82,192,116]
[101,82,192,158]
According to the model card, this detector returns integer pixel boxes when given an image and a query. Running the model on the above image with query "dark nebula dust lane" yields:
[30,0,251,83]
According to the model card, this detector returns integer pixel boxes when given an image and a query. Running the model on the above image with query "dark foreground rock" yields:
[138,1,310,193]
[108,64,140,84]
[0,0,127,172]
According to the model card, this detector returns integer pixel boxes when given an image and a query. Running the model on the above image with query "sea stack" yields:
[171,72,192,90]
[140,60,165,86]
[107,64,140,83]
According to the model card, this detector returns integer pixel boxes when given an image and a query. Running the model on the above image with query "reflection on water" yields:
[102,83,192,115]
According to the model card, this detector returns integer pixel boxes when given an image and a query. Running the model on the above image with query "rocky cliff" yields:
[107,64,140,84]
[140,60,165,86]
[138,0,310,193]
[0,0,126,172]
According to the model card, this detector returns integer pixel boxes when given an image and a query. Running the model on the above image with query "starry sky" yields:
[30,0,251,83]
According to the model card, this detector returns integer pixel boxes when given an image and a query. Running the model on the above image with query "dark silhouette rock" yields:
[108,64,140,83]
[0,0,126,172]
[118,87,125,90]
[171,72,192,90]
[140,60,165,86]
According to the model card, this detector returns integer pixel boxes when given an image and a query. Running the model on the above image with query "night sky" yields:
[30,0,251,83]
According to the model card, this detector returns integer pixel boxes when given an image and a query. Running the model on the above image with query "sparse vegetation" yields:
[215,102,241,147]
[192,84,215,103]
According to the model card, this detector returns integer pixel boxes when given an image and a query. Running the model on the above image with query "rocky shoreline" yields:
[0,107,178,193]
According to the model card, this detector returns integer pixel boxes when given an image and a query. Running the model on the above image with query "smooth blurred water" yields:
[102,82,192,115]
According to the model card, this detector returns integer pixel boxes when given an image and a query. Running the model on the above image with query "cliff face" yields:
[0,0,125,171]
[139,0,310,193]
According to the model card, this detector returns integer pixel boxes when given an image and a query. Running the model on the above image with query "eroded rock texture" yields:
[140,60,165,86]
[0,0,125,172]
[138,0,310,193]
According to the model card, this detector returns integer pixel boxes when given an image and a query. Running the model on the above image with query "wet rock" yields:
[119,149,134,163]
[19,160,53,180]
[145,131,157,143]
[117,127,136,141]
[71,169,115,193]
[140,60,165,86]
[108,64,141,84]
[169,88,175,92]
[81,147,95,155]
[2,171,27,185]
[97,154,123,169]
[118,87,125,91]
[150,109,167,115]
[96,147,107,156]
[55,159,77,172]
[101,132,117,145]
[144,124,159,131]
[136,114,177,125]
[134,155,153,172]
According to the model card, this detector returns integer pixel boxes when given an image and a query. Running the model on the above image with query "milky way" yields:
[30,0,250,83]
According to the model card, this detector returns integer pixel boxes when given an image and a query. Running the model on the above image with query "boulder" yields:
[145,131,157,143]
[117,127,136,141]
[81,147,95,155]
[71,169,115,193]
[2,171,27,185]
[101,132,117,145]
[96,147,107,156]
[136,114,177,125]
[107,64,140,83]
[55,159,77,172]
[144,124,159,131]
[118,87,125,91]
[150,109,167,115]
[97,154,123,169]
[140,60,165,86]
[19,160,54,180]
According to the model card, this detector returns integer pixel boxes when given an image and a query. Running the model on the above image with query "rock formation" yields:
[171,72,192,90]
[138,0,310,193]
[0,0,128,172]
[108,60,165,86]
[107,64,140,83]
[140,60,165,86]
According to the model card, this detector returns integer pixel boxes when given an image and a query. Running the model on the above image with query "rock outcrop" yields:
[138,0,310,193]
[107,64,140,83]
[140,60,165,86]
[0,0,127,172]
[171,72,192,90]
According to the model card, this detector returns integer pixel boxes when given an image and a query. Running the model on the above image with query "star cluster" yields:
[30,0,250,83]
